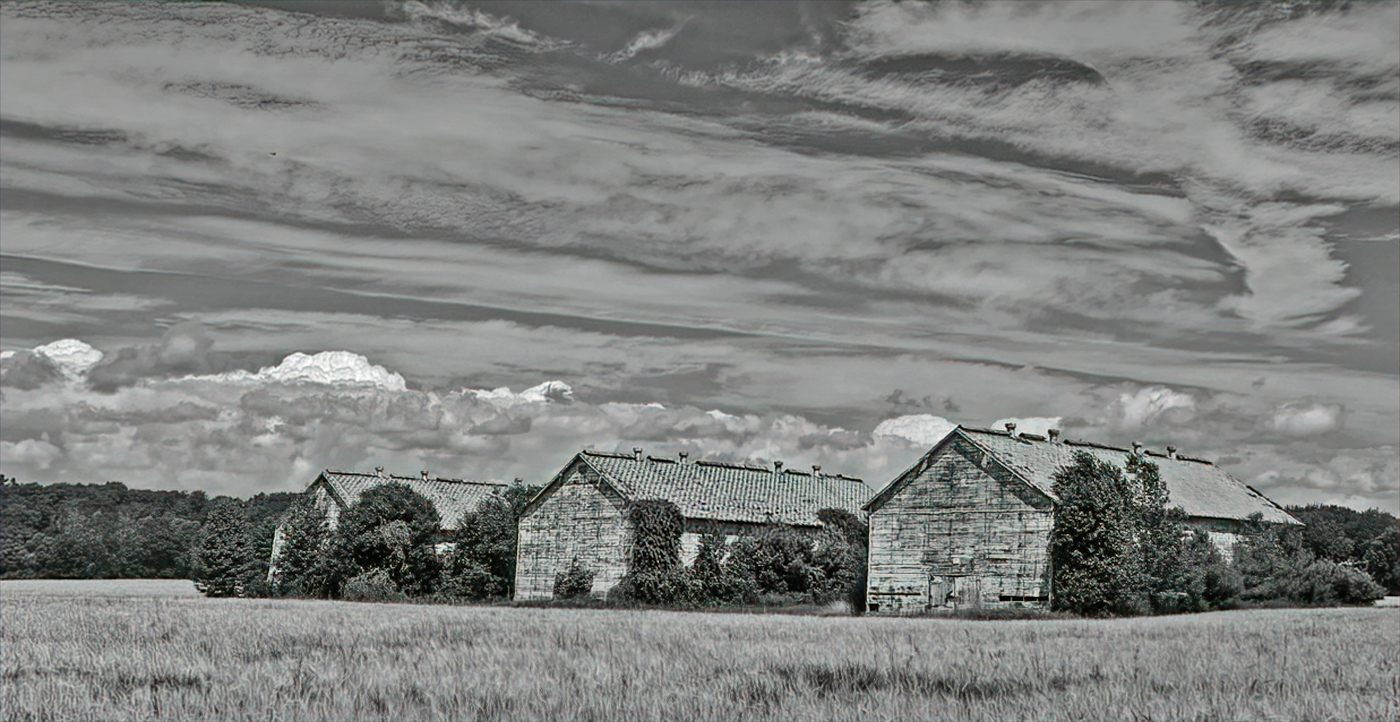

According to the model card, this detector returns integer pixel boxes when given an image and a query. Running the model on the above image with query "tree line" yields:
[1050,452,1397,616]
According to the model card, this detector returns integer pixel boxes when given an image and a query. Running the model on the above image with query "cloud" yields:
[1112,387,1196,429]
[872,415,957,447]
[203,350,407,391]
[467,381,574,408]
[33,339,104,380]
[87,321,215,392]
[1268,403,1343,437]
[0,351,63,390]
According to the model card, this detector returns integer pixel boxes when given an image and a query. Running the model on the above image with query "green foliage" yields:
[439,483,541,600]
[613,500,688,605]
[341,568,405,603]
[818,507,870,614]
[326,483,442,598]
[729,525,816,597]
[1049,452,1149,616]
[553,557,596,600]
[1234,517,1385,606]
[1362,528,1398,595]
[269,498,331,598]
[0,478,294,583]
[686,529,754,605]
[1158,530,1243,613]
[193,501,256,597]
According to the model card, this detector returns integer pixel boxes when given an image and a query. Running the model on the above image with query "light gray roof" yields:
[565,450,871,526]
[316,470,506,530]
[867,427,1299,525]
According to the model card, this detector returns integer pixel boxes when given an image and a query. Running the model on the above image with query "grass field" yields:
[2,582,1396,721]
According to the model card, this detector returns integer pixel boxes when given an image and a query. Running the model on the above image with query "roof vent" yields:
[1047,429,1061,443]
[1132,441,1143,457]
[375,466,386,478]
[633,447,643,461]
[420,470,430,482]
[678,451,689,463]
[774,460,784,473]
[812,464,822,477]
[1004,422,1018,437]
[1166,445,1177,460]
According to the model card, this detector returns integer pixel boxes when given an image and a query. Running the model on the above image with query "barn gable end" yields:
[514,457,631,601]
[866,434,1053,615]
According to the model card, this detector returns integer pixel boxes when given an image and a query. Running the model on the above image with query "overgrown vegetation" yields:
[608,500,868,610]
[1050,452,1389,617]
[552,557,595,600]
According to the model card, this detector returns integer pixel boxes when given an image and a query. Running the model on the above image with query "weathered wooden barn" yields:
[863,425,1301,615]
[514,448,871,601]
[268,468,505,577]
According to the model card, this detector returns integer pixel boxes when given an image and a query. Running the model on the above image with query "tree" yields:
[440,483,541,600]
[1127,455,1193,612]
[1049,451,1149,616]
[270,498,331,597]
[327,483,442,598]
[193,501,253,597]
[1362,528,1399,595]
[818,507,869,613]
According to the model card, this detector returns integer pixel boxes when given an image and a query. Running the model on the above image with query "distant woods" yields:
[1049,452,1396,617]
[1,475,293,582]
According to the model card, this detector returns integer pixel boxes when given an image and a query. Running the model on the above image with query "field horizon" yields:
[2,580,1397,721]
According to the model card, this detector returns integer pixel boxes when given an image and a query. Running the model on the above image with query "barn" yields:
[268,468,506,577]
[513,448,871,601]
[863,425,1301,615]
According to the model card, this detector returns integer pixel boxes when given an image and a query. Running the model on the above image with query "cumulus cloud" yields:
[468,381,573,408]
[203,350,407,391]
[1267,403,1343,437]
[872,415,958,447]
[32,339,104,380]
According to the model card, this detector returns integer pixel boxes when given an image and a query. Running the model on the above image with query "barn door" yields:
[952,576,982,610]
[928,576,951,610]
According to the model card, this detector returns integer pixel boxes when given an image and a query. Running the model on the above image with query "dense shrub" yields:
[341,568,405,603]
[1235,517,1385,606]
[553,557,596,600]
[818,508,869,613]
[1362,528,1399,595]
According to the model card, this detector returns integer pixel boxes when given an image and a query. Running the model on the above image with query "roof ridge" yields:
[580,450,632,460]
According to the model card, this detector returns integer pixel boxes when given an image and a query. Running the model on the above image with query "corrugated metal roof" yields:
[576,451,871,526]
[951,427,1299,525]
[317,470,506,530]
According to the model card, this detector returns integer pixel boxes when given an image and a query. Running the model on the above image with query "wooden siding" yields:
[867,437,1053,615]
[515,463,630,601]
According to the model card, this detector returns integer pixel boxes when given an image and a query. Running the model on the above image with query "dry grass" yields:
[1,582,1396,721]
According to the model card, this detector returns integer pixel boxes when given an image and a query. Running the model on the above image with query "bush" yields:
[1235,518,1385,606]
[341,568,405,603]
[553,557,596,600]
[269,498,331,597]
[1362,528,1399,595]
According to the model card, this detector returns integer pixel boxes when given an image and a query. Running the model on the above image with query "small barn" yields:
[863,425,1300,615]
[514,448,871,601]
[269,468,505,576]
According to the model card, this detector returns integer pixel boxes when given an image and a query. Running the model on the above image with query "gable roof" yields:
[865,427,1299,526]
[541,450,871,526]
[314,470,507,531]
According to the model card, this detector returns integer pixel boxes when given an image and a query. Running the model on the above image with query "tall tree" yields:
[327,483,442,598]
[1050,451,1149,616]
[270,498,331,597]
[193,500,253,597]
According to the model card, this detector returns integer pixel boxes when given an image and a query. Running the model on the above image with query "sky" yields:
[1,0,1396,512]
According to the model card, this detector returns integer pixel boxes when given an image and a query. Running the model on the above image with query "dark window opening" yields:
[998,594,1049,602]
